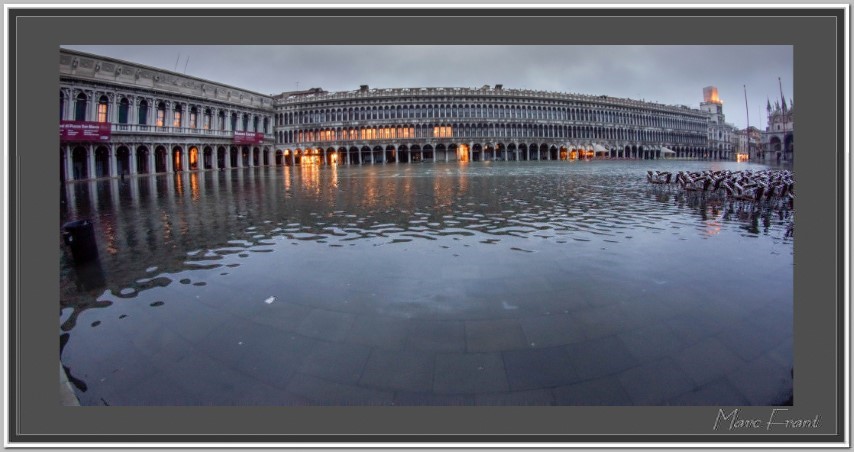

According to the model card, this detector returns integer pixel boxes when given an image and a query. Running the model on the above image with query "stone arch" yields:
[116,146,131,176]
[136,146,150,174]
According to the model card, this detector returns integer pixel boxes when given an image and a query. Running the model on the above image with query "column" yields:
[131,97,139,130]
[63,146,74,182]
[87,145,96,179]
[129,147,138,176]
[166,146,174,173]
[181,148,189,172]
[323,149,327,166]
[468,142,473,162]
[148,148,155,174]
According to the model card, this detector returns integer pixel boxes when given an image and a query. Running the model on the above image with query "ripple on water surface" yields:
[59,161,793,406]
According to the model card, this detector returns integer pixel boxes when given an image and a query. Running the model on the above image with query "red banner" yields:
[233,131,264,145]
[60,121,111,142]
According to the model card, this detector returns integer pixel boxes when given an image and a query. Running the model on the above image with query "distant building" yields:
[761,90,794,162]
[699,86,736,160]
[735,126,762,160]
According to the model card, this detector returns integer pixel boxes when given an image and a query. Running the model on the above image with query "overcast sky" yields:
[62,45,792,130]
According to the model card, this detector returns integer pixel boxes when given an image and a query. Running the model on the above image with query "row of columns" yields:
[61,144,274,182]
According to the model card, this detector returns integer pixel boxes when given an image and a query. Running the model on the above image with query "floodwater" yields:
[60,160,794,406]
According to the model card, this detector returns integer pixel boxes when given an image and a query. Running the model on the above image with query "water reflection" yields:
[60,161,794,405]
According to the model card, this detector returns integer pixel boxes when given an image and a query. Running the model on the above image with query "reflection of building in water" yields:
[61,49,746,183]
[760,79,794,162]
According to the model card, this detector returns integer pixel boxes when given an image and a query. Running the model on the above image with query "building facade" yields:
[61,49,734,181]
[272,84,713,165]
[761,96,794,162]
[60,49,276,182]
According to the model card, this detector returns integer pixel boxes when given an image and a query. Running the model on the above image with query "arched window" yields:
[118,98,130,124]
[189,107,198,128]
[138,100,149,125]
[74,93,87,121]
[263,117,269,133]
[218,111,226,130]
[173,104,183,127]
[242,114,249,131]
[231,113,238,131]
[253,116,259,132]
[156,102,166,127]
[97,95,109,123]
[203,109,212,130]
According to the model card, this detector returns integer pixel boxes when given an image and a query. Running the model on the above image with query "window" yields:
[60,91,65,120]
[138,100,149,125]
[203,110,211,130]
[173,106,182,127]
[189,108,198,128]
[156,103,166,127]
[97,96,109,123]
[118,98,130,124]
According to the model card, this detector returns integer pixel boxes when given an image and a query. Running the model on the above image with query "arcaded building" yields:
[60,49,725,181]
[60,49,275,181]
[273,85,713,165]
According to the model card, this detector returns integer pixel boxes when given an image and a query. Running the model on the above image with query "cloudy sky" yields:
[62,45,792,130]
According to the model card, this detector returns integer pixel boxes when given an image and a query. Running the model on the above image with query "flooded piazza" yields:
[59,160,794,406]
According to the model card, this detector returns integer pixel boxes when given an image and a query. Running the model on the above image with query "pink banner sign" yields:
[60,121,111,142]
[233,131,264,144]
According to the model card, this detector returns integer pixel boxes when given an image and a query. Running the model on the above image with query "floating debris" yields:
[264,296,276,305]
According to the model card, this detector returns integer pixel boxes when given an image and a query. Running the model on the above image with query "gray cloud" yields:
[62,45,793,130]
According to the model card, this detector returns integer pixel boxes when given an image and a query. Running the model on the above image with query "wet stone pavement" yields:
[60,161,794,406]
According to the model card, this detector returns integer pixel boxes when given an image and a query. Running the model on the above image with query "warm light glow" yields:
[458,144,469,162]
[97,103,108,123]
[736,153,749,162]
[433,126,453,138]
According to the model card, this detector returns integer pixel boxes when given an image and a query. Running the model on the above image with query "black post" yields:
[62,220,98,263]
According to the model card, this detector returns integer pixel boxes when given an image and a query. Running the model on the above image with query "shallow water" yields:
[60,160,794,406]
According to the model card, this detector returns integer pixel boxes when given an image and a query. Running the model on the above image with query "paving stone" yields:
[475,389,555,406]
[287,373,394,406]
[668,378,750,406]
[664,312,723,347]
[346,315,410,350]
[716,317,790,362]
[200,317,305,368]
[674,336,747,386]
[235,334,320,390]
[575,304,641,339]
[241,300,314,333]
[298,340,372,384]
[502,346,580,391]
[359,349,435,392]
[725,355,793,406]
[618,357,696,405]
[564,335,639,380]
[465,319,529,352]
[617,321,684,361]
[433,352,509,394]
[519,314,587,348]
[406,319,466,352]
[553,377,633,406]
[394,391,476,406]
[295,309,356,341]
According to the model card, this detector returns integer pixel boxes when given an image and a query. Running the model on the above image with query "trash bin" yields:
[62,220,98,263]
